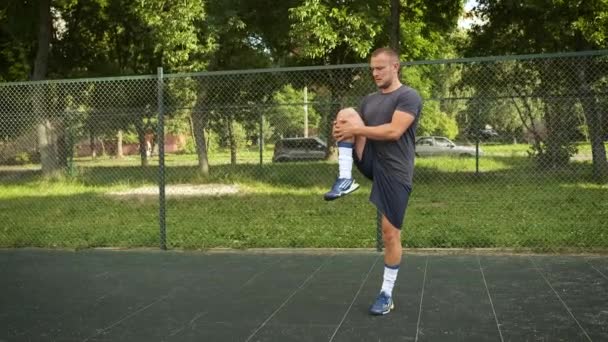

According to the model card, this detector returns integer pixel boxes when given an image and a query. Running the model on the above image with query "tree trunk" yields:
[37,119,59,174]
[584,105,608,181]
[192,87,210,176]
[543,101,571,168]
[56,121,69,169]
[512,88,542,154]
[99,137,106,156]
[32,0,58,176]
[228,118,237,166]
[390,0,400,54]
[116,130,123,158]
[135,121,148,167]
[191,84,211,176]
[192,112,210,176]
[90,130,97,159]
[32,0,51,81]
[577,64,608,181]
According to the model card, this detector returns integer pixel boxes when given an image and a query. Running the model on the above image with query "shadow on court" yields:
[1,249,606,341]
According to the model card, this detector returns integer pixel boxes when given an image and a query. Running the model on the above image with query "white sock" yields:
[381,264,399,297]
[337,141,353,179]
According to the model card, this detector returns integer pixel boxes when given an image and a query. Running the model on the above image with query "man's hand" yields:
[333,119,358,141]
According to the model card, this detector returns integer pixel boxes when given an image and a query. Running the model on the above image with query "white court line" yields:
[415,257,429,342]
[477,255,504,342]
[328,255,381,341]
[245,255,334,342]
[530,257,592,342]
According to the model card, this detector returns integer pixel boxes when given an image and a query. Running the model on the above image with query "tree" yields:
[466,0,608,179]
[188,0,301,171]
[53,0,214,166]
[0,1,60,174]
[0,1,39,82]
[0,2,38,145]
[30,0,67,176]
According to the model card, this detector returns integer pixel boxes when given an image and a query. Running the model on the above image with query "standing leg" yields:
[381,215,402,295]
[370,216,401,315]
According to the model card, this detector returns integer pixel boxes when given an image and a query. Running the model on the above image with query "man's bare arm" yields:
[334,110,415,141]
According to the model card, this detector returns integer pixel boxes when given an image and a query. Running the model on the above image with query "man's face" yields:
[370,53,399,89]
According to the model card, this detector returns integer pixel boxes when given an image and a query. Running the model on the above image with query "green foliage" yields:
[165,116,191,137]
[288,0,382,60]
[288,0,464,64]
[210,119,248,150]
[0,45,30,82]
[573,6,608,47]
[257,117,275,145]
[230,121,248,149]
[0,1,38,81]
[398,1,463,61]
[468,0,608,54]
[402,65,458,139]
[182,134,197,154]
[266,85,320,140]
[54,0,215,76]
[3,151,39,166]
[416,100,459,139]
[205,130,220,153]
[121,129,140,144]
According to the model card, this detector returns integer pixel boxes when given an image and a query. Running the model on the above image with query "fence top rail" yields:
[1,50,607,87]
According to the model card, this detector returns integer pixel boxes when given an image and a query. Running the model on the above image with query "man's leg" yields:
[381,215,402,295]
[334,107,366,163]
[324,107,365,201]
[370,216,402,315]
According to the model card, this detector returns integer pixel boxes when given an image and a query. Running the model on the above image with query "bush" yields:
[2,151,39,166]
[417,100,459,139]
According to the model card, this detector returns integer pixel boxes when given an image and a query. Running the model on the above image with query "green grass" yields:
[1,144,607,250]
[481,141,608,157]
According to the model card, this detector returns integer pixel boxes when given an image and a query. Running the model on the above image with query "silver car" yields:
[272,137,327,162]
[415,136,482,157]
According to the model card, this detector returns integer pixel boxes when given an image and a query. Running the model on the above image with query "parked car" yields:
[415,136,482,157]
[272,137,327,162]
[479,128,499,139]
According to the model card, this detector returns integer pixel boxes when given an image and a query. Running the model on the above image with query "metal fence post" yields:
[476,137,480,175]
[66,110,76,177]
[157,67,167,250]
[259,112,264,166]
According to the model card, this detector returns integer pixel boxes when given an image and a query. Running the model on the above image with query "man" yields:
[324,47,422,315]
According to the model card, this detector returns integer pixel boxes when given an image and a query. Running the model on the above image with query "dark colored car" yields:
[272,137,327,162]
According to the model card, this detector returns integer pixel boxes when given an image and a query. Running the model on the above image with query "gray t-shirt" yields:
[358,85,423,186]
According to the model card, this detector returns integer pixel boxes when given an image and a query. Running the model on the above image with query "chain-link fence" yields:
[1,51,607,251]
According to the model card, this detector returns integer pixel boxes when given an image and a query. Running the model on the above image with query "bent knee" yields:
[336,107,363,125]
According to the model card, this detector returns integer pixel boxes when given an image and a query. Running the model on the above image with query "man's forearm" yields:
[355,124,402,141]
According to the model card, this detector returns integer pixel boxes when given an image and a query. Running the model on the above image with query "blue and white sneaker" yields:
[369,292,394,315]
[323,177,359,201]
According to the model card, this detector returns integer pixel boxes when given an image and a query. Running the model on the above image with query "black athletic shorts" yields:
[354,141,412,230]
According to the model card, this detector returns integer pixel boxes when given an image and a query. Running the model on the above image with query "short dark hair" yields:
[371,47,400,63]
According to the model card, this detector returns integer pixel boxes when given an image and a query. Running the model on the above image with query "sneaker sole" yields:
[370,302,395,316]
[344,183,360,194]
[323,183,360,201]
